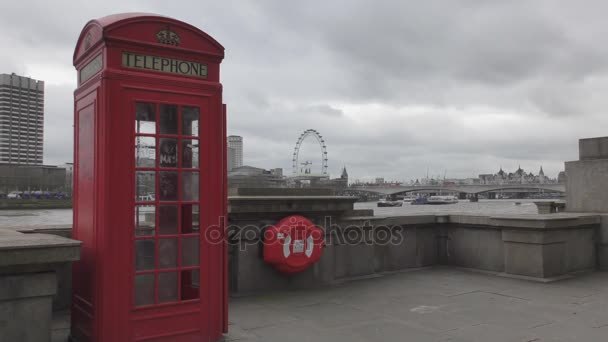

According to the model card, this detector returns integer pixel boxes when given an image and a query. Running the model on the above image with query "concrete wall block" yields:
[446,227,503,272]
[474,229,504,272]
[0,272,56,301]
[395,227,420,269]
[374,227,418,272]
[566,159,608,212]
[542,243,567,278]
[563,229,595,272]
[415,227,438,267]
[597,215,608,244]
[0,296,53,342]
[502,229,568,245]
[288,244,336,289]
[333,243,348,279]
[597,244,608,271]
[233,242,289,294]
[504,241,544,278]
[372,243,390,273]
[337,243,375,279]
[446,227,475,268]
[579,136,608,160]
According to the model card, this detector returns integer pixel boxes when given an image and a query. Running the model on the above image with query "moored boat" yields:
[411,197,428,205]
[426,195,459,205]
[402,196,416,203]
[377,199,403,207]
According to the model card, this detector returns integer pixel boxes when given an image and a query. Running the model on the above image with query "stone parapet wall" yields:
[0,228,80,342]
[228,195,601,295]
[13,196,602,301]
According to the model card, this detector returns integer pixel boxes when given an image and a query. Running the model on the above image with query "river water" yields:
[354,199,551,217]
[0,208,73,228]
[0,199,551,228]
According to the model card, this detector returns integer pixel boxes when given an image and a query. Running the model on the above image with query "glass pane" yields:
[134,205,155,236]
[135,240,155,271]
[181,204,199,233]
[182,171,199,201]
[159,138,178,168]
[182,106,199,137]
[182,139,199,168]
[181,270,200,300]
[159,171,178,201]
[158,272,178,303]
[135,136,155,168]
[134,274,155,306]
[135,171,155,202]
[135,102,156,134]
[159,238,177,269]
[182,237,199,267]
[159,205,178,235]
[160,104,178,135]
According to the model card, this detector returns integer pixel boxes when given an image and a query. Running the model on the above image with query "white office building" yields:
[227,135,243,168]
[0,73,45,164]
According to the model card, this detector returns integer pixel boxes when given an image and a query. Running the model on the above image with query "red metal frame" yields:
[133,100,202,308]
[72,14,226,342]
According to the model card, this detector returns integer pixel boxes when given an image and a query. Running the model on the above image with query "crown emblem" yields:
[156,26,180,46]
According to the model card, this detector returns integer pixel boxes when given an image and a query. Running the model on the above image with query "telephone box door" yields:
[127,88,223,340]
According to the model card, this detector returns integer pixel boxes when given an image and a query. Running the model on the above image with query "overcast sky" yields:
[2,0,607,182]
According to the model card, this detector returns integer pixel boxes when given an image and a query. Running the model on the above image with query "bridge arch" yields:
[350,184,566,196]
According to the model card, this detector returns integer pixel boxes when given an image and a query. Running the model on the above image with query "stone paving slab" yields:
[52,267,608,341]
[226,267,608,341]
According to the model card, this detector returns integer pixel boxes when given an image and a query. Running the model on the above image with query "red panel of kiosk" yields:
[72,13,226,342]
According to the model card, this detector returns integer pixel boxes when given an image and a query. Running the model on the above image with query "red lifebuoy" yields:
[263,215,325,274]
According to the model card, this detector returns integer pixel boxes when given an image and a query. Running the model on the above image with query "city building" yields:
[60,162,74,193]
[227,146,236,171]
[0,73,44,164]
[478,166,558,185]
[289,166,349,194]
[228,165,286,192]
[227,135,243,168]
[0,163,66,193]
[557,171,567,184]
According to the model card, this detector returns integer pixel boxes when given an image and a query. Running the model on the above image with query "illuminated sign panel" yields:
[122,52,208,78]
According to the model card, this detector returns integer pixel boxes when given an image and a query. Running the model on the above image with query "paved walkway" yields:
[227,268,608,341]
[53,268,608,341]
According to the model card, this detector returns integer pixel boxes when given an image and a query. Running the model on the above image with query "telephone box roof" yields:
[74,12,224,64]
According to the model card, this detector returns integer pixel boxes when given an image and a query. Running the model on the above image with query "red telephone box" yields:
[71,13,227,341]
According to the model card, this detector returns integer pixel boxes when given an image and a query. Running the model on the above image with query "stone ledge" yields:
[338,215,437,226]
[338,213,601,230]
[0,272,56,301]
[0,230,81,267]
[579,136,608,160]
[228,196,358,201]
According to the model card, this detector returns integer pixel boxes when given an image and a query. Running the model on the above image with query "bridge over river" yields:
[348,183,565,195]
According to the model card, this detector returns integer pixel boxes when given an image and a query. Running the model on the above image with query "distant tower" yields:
[539,166,545,184]
[227,146,236,171]
[227,135,243,168]
[0,73,45,164]
[341,165,348,180]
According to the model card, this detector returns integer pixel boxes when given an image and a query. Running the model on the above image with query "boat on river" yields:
[402,196,417,203]
[426,196,459,205]
[411,197,428,205]
[377,198,403,207]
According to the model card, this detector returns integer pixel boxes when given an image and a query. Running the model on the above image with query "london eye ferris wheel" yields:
[292,129,328,175]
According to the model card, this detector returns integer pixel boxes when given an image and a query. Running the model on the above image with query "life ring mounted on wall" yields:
[263,215,325,274]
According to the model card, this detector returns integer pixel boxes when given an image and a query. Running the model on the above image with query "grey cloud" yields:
[2,0,606,182]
